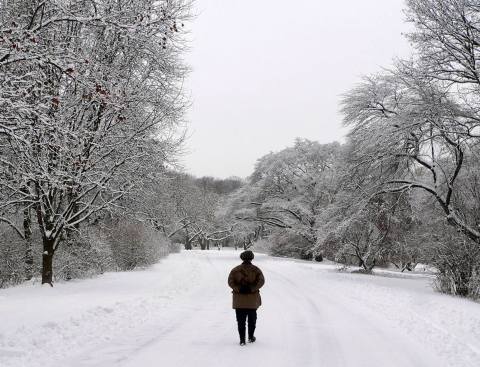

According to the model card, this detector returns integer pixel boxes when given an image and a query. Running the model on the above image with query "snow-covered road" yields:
[1,250,480,367]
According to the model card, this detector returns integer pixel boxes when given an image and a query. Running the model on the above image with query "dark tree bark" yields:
[23,204,34,281]
[199,237,207,250]
[184,233,192,250]
[41,237,55,286]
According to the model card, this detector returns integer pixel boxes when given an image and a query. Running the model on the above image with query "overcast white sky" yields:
[182,0,412,179]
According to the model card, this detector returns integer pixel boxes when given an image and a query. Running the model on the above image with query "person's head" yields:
[240,250,254,262]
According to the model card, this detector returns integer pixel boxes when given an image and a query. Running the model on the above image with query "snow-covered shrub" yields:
[107,220,170,271]
[328,217,390,272]
[1,219,177,286]
[432,238,480,298]
[0,224,42,287]
[54,229,115,281]
[55,219,177,281]
[269,231,313,260]
[250,238,273,254]
[468,271,480,300]
[0,230,24,288]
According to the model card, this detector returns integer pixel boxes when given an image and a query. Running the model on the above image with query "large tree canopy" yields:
[0,0,191,284]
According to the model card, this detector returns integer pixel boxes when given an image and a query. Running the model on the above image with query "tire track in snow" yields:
[262,264,346,367]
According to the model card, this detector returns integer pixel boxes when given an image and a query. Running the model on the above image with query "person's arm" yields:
[228,269,240,292]
[251,269,265,292]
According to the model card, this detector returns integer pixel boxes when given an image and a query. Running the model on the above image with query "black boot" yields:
[248,336,256,343]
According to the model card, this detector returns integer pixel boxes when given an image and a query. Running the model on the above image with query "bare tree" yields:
[0,0,191,285]
[339,0,480,297]
[342,70,480,244]
[232,139,341,258]
[406,0,480,87]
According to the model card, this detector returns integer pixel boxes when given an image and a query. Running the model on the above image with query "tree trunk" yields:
[65,239,73,281]
[41,238,55,286]
[401,262,413,272]
[364,258,376,273]
[185,234,192,250]
[23,205,33,281]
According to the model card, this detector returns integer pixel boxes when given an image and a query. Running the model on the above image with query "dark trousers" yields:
[235,308,257,342]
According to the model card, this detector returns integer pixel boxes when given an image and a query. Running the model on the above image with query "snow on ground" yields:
[1,249,480,367]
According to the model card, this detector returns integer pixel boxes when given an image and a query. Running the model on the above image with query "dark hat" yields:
[240,250,254,261]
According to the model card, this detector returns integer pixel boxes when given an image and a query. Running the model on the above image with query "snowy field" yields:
[1,250,480,367]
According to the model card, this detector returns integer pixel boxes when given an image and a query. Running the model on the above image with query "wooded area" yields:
[1,0,479,300]
[222,0,480,299]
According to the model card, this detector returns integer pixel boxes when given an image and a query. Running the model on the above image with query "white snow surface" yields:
[1,250,480,367]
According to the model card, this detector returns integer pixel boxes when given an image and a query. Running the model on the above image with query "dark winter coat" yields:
[228,261,265,309]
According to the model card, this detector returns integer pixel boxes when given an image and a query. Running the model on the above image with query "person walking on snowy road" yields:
[228,250,265,346]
